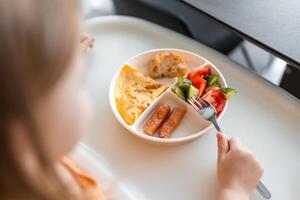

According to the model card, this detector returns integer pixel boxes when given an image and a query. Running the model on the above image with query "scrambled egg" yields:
[115,64,168,125]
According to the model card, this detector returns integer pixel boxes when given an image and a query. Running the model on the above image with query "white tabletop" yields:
[82,16,300,200]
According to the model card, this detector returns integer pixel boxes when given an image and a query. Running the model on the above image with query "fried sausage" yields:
[159,106,186,138]
[143,103,170,135]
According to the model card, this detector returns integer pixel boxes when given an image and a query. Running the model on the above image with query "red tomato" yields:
[202,88,226,116]
[187,67,212,80]
[197,78,207,97]
[191,76,206,89]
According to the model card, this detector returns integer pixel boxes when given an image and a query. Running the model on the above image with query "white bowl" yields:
[109,48,228,144]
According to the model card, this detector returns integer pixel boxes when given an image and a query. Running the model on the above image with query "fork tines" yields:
[191,96,207,109]
[187,98,200,111]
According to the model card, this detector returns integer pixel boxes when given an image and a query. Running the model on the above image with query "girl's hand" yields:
[216,132,263,200]
[80,32,95,52]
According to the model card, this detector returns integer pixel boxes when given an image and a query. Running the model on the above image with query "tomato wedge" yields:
[187,66,211,80]
[194,77,206,96]
[202,88,226,116]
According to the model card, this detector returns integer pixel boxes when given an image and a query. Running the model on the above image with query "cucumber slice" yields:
[172,86,186,100]
[220,87,237,98]
[177,76,192,86]
[187,85,199,100]
[177,76,192,91]
[205,84,220,92]
[205,75,219,86]
[183,77,192,85]
[177,76,184,86]
[179,83,191,91]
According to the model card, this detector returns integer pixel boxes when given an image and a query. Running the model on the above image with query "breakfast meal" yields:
[143,103,186,138]
[148,52,189,78]
[113,50,236,140]
[159,106,186,138]
[115,64,168,125]
[143,103,170,135]
[172,65,236,115]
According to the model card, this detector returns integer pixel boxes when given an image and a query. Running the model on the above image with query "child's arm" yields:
[216,132,263,200]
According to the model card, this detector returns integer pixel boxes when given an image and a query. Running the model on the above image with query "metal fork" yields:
[188,96,272,199]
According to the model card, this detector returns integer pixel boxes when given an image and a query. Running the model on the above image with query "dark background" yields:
[112,0,300,99]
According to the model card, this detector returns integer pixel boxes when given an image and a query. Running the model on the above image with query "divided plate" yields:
[109,48,228,144]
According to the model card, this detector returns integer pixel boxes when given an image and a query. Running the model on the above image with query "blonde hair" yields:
[0,0,81,199]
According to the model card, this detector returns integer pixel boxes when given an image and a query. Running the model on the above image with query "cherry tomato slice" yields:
[202,88,226,116]
[191,76,206,89]
[197,78,207,97]
[187,66,212,80]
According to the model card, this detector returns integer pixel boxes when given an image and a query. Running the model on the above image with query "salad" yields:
[172,66,236,116]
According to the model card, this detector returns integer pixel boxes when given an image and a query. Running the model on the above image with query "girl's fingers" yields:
[228,137,241,151]
[80,32,95,49]
[87,38,95,48]
[217,132,229,156]
[80,37,95,52]
[80,32,89,42]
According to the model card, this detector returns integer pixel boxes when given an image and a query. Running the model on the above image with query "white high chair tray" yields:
[70,144,147,200]
[81,16,300,200]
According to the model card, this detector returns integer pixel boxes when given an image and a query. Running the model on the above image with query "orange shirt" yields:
[61,157,105,200]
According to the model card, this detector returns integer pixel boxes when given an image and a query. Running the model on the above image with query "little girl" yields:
[0,0,263,199]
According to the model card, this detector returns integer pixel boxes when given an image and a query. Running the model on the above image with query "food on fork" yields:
[159,106,187,138]
[143,103,171,135]
[172,65,236,116]
[148,52,189,78]
[115,64,168,125]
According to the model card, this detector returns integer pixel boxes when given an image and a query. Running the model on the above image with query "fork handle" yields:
[210,115,222,132]
[256,180,272,199]
[210,117,271,199]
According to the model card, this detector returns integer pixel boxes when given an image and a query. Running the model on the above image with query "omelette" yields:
[115,64,168,125]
